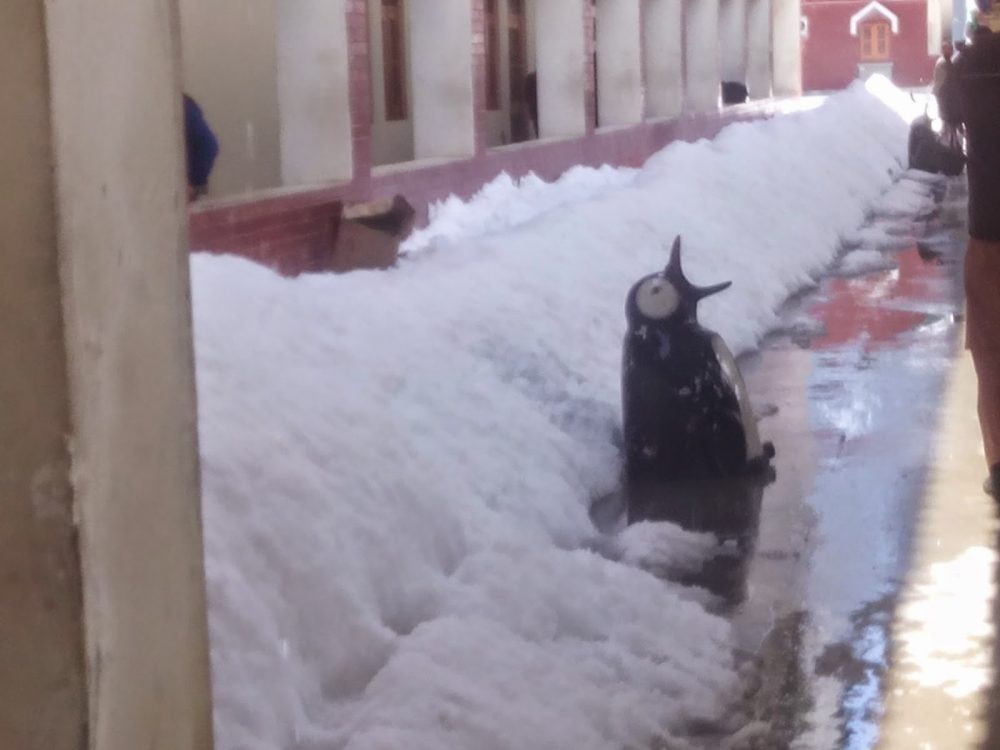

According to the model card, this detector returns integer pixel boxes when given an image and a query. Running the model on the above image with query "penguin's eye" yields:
[636,278,680,320]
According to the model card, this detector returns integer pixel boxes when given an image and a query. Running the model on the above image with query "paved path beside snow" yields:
[684,179,1000,749]
[876,326,998,749]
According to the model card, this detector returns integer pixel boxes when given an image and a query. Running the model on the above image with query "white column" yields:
[685,0,722,113]
[535,0,588,138]
[644,0,684,119]
[746,0,772,98]
[719,0,749,83]
[771,0,802,96]
[1,0,213,748]
[277,0,353,184]
[927,0,952,53]
[595,0,644,127]
[409,0,476,159]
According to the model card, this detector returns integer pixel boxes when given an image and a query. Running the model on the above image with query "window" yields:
[485,0,501,110]
[859,20,890,60]
[382,0,407,120]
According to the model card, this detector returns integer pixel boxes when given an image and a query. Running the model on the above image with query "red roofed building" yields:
[801,0,950,91]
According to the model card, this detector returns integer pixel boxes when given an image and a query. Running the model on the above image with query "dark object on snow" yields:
[907,114,965,176]
[621,236,775,482]
[721,81,749,105]
[327,195,415,272]
[183,94,219,196]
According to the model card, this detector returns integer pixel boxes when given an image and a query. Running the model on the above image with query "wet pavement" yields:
[727,196,973,750]
[598,177,1000,748]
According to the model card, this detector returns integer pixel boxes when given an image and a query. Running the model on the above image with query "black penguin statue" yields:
[622,236,774,481]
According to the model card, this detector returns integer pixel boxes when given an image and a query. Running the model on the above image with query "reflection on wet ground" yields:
[728,180,974,750]
[596,177,989,748]
[724,234,964,748]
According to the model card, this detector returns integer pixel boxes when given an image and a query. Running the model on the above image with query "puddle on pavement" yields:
[591,176,970,748]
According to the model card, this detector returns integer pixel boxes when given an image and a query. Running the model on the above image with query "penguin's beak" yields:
[665,237,733,301]
[694,281,732,300]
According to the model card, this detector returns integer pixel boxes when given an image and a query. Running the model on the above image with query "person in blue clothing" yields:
[183,94,219,201]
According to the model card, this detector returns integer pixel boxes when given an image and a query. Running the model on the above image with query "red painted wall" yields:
[189,1,811,276]
[189,196,342,276]
[802,0,936,91]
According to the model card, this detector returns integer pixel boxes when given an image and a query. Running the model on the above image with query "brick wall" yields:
[189,195,342,276]
[189,1,809,277]
[189,99,807,276]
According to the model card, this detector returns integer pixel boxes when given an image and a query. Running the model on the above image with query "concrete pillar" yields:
[719,0,749,83]
[644,0,684,119]
[927,0,952,51]
[746,0,772,98]
[410,0,476,159]
[684,0,722,113]
[595,0,644,127]
[0,1,213,749]
[536,0,588,138]
[644,0,683,119]
[771,0,802,96]
[277,0,354,185]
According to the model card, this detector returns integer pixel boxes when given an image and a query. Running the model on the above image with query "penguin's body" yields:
[622,237,772,481]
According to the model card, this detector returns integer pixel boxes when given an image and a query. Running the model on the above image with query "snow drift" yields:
[192,78,916,749]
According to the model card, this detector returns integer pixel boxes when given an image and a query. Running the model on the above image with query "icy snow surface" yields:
[192,77,918,750]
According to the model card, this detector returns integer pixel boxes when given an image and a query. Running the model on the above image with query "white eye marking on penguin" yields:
[635,278,681,320]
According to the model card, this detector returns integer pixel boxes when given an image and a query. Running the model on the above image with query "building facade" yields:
[180,0,805,270]
[801,0,950,91]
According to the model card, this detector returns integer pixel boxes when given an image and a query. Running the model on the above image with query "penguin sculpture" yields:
[622,236,774,481]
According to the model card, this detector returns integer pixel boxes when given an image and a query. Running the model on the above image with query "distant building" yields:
[801,0,952,91]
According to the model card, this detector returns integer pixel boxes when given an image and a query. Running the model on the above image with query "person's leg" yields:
[965,237,1000,493]
[971,348,1000,493]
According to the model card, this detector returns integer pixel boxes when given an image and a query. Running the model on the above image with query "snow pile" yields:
[834,171,941,276]
[194,77,915,750]
[836,249,900,277]
[837,171,942,268]
[869,172,939,219]
[401,164,638,255]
